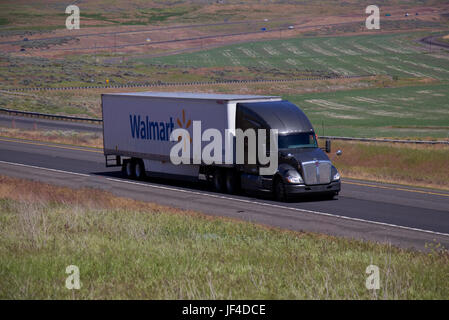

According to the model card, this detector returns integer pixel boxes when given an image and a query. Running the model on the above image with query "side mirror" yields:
[325,139,331,153]
[336,150,342,156]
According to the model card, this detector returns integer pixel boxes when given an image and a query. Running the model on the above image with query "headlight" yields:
[332,171,340,181]
[286,174,304,184]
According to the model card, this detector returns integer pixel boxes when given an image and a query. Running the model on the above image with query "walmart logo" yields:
[129,114,175,141]
[129,109,191,142]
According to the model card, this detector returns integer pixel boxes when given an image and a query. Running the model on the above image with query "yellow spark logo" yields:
[176,109,192,151]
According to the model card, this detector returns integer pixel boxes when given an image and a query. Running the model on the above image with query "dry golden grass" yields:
[0,175,200,218]
[329,140,449,190]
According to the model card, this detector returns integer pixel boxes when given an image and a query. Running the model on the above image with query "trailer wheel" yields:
[274,176,287,202]
[225,170,239,194]
[123,160,136,179]
[212,169,225,193]
[135,159,146,180]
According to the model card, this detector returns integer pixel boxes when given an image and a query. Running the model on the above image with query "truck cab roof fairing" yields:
[237,101,314,134]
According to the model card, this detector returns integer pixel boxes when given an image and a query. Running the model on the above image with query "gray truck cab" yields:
[237,100,341,200]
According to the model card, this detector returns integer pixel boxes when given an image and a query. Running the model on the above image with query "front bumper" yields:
[285,180,341,196]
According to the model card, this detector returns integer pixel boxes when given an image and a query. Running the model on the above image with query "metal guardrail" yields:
[0,74,374,92]
[1,108,447,145]
[0,107,102,124]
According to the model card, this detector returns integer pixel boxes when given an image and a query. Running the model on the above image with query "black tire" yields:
[123,160,136,179]
[225,170,239,194]
[274,176,287,202]
[212,169,226,193]
[135,159,146,180]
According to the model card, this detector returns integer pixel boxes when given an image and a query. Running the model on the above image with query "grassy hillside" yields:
[1,5,448,140]
[0,175,448,299]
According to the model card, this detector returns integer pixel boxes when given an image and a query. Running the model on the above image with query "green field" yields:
[139,32,449,139]
[289,83,449,138]
[147,33,449,80]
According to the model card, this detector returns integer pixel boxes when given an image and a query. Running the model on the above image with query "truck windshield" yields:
[278,132,317,149]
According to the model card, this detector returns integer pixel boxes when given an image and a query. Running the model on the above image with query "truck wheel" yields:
[274,177,287,202]
[225,170,239,194]
[213,169,225,193]
[123,160,136,179]
[135,160,146,180]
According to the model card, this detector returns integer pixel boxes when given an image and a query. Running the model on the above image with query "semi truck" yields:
[102,92,341,201]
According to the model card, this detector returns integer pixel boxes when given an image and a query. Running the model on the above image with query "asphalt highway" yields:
[0,136,448,251]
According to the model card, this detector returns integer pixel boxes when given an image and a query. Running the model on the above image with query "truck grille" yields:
[301,161,332,185]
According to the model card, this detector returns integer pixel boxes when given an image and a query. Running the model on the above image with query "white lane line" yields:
[107,177,449,238]
[0,160,91,177]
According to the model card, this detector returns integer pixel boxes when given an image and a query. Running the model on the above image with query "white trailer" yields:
[102,92,280,176]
